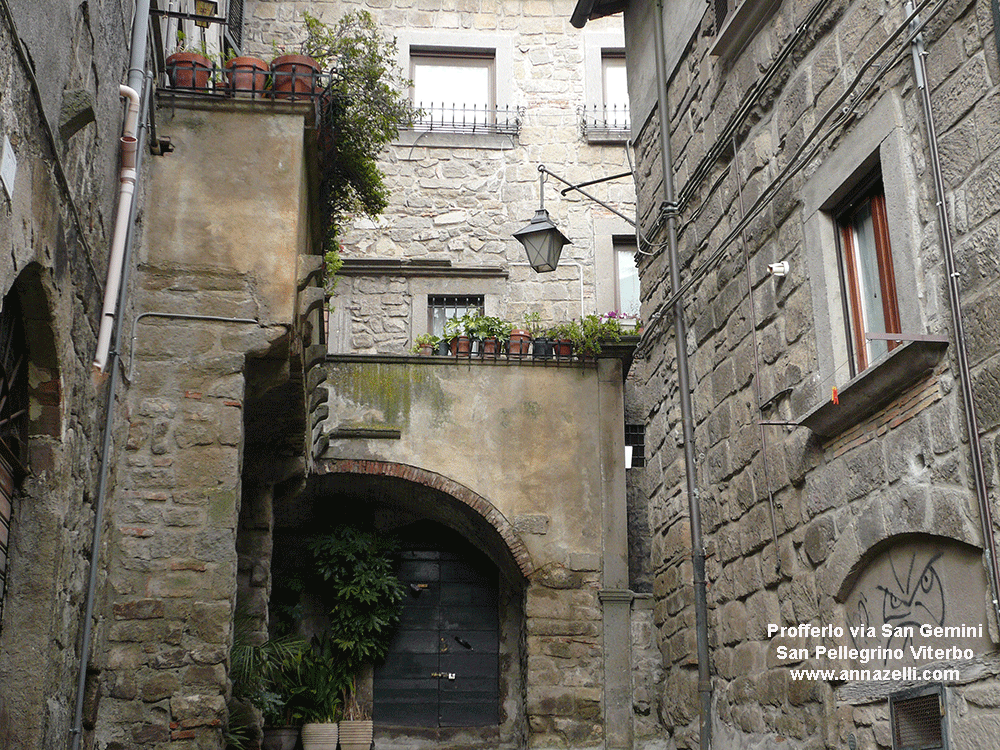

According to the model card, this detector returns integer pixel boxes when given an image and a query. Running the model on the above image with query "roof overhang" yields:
[570,0,628,28]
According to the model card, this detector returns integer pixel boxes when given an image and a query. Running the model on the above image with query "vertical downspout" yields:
[908,3,1000,631]
[652,2,712,748]
[70,2,152,748]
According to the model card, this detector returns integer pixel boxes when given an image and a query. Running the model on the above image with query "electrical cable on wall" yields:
[635,0,947,356]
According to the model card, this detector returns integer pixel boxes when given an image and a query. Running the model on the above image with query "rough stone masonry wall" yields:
[244,0,636,352]
[0,2,132,748]
[629,0,1000,747]
[94,264,289,749]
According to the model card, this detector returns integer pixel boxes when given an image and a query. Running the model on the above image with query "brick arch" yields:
[312,458,534,578]
[828,490,983,603]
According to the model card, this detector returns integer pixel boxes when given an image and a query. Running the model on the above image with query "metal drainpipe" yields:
[908,3,1000,631]
[652,1,712,748]
[71,2,152,747]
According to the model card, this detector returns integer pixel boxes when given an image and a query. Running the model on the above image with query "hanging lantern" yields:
[513,208,571,273]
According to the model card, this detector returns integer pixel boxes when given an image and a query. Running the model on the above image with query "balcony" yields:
[151,0,331,102]
[580,104,631,143]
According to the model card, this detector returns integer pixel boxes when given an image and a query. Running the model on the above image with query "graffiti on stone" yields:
[843,538,990,667]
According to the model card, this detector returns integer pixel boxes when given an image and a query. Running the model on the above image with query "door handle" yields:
[430,672,456,680]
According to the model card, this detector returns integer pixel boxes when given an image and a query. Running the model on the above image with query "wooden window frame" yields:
[836,176,901,374]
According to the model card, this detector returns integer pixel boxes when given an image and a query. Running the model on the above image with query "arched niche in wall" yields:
[841,535,994,669]
[0,266,62,748]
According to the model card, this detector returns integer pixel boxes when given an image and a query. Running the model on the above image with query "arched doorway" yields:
[267,465,528,748]
[375,521,500,727]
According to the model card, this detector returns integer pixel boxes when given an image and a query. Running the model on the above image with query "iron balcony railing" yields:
[410,103,524,137]
[153,0,330,101]
[579,104,631,142]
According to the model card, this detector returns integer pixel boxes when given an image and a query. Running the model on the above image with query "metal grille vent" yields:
[891,690,944,750]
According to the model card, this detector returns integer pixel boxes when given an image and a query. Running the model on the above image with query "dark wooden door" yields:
[374,527,499,727]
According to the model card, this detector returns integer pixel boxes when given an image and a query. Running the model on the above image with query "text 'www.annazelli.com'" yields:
[788,667,961,682]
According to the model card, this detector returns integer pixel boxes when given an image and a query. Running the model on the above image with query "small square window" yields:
[836,175,901,374]
[411,49,495,131]
[428,295,483,338]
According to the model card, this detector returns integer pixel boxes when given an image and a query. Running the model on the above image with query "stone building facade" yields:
[0,3,673,750]
[0,1,134,747]
[574,0,1000,747]
[244,0,641,352]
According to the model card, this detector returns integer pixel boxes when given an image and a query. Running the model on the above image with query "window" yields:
[583,32,629,142]
[625,424,645,468]
[710,0,783,60]
[411,49,495,131]
[601,51,629,130]
[614,237,640,317]
[0,290,27,627]
[836,176,900,374]
[428,295,484,338]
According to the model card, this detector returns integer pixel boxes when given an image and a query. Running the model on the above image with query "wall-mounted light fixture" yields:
[514,164,637,273]
[195,0,218,27]
[512,169,571,273]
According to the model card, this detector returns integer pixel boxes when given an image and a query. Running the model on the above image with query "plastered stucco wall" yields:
[145,102,314,324]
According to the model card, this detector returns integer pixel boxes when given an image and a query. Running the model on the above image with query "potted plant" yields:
[228,612,309,750]
[225,48,269,97]
[548,320,579,360]
[306,527,405,750]
[480,316,512,358]
[445,316,472,357]
[576,313,623,359]
[602,310,641,334]
[166,32,213,90]
[410,333,440,356]
[295,634,346,750]
[507,312,535,359]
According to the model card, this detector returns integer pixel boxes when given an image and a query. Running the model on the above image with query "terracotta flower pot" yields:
[449,335,473,357]
[166,51,213,90]
[271,54,321,99]
[553,338,573,359]
[482,336,501,358]
[226,55,268,96]
[506,328,531,359]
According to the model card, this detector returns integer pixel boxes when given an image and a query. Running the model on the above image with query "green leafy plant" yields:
[228,612,310,728]
[576,313,622,356]
[522,311,544,338]
[443,316,465,341]
[485,317,513,341]
[285,633,348,724]
[305,526,405,719]
[548,320,580,342]
[410,333,440,353]
[302,11,420,255]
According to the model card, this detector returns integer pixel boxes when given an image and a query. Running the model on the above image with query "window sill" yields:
[583,128,631,144]
[394,129,517,151]
[796,339,948,439]
[710,0,782,61]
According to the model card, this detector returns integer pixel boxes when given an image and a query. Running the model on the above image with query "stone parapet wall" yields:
[623,0,1000,746]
